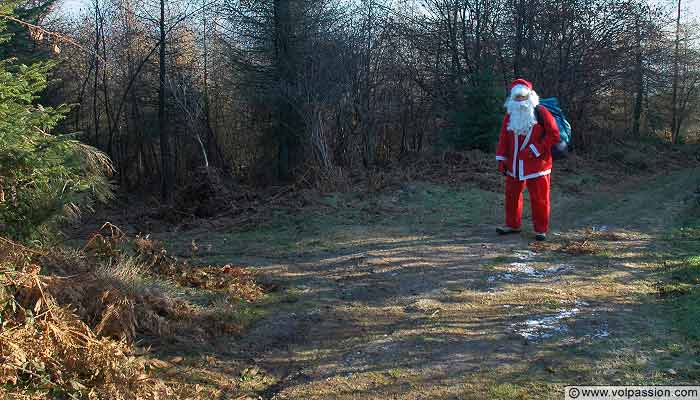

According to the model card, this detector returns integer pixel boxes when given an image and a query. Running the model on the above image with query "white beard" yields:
[505,91,539,136]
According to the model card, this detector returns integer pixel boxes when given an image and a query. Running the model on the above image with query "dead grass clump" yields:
[528,241,561,252]
[0,242,168,399]
[95,256,253,340]
[132,236,265,302]
[530,237,605,255]
[83,222,126,258]
[47,268,141,343]
[46,253,246,344]
[19,244,175,344]
[9,223,266,346]
[82,229,264,340]
[0,224,274,399]
[583,227,632,242]
[559,238,606,255]
[531,227,629,255]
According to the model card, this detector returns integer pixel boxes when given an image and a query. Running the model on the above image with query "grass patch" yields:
[459,372,560,400]
[657,201,700,343]
[167,182,500,261]
[487,383,534,400]
[385,183,499,228]
[238,366,276,392]
[557,172,603,192]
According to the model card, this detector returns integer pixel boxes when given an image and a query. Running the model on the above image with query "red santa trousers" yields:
[504,174,551,233]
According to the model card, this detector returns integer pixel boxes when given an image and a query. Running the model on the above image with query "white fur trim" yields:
[520,127,533,151]
[529,144,541,157]
[522,169,551,180]
[496,156,506,161]
[518,159,551,180]
[512,134,518,176]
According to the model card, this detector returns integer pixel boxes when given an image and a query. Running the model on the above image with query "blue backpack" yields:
[535,97,572,159]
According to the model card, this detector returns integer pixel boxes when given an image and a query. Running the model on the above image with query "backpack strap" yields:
[535,105,545,141]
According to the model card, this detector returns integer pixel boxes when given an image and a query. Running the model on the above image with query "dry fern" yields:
[0,239,169,399]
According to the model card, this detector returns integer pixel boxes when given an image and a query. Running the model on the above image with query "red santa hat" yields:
[511,78,533,90]
[510,78,533,98]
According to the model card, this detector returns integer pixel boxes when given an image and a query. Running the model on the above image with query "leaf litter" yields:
[0,223,270,399]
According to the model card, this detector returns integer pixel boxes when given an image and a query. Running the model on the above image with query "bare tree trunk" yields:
[100,13,115,156]
[76,60,94,132]
[632,14,643,137]
[273,0,301,181]
[159,0,173,200]
[513,0,524,77]
[361,0,376,168]
[671,0,681,144]
[92,1,100,147]
[448,2,459,85]
[201,0,219,169]
[473,1,482,76]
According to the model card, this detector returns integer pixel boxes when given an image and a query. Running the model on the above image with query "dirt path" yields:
[180,169,700,399]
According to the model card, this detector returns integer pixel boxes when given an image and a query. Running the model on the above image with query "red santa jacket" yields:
[495,107,561,181]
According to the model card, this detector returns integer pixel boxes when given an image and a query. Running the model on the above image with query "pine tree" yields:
[441,73,504,152]
[0,2,113,241]
[0,0,58,63]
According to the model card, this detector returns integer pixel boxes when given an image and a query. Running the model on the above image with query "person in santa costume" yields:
[495,79,560,241]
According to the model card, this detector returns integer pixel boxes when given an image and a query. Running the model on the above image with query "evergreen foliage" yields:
[0,3,113,241]
[441,75,504,152]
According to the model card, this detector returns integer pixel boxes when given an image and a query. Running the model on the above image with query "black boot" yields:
[496,226,521,235]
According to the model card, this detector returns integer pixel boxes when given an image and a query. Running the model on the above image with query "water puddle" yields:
[511,307,581,341]
[488,263,571,283]
[560,321,611,345]
[510,301,604,342]
[513,250,537,261]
